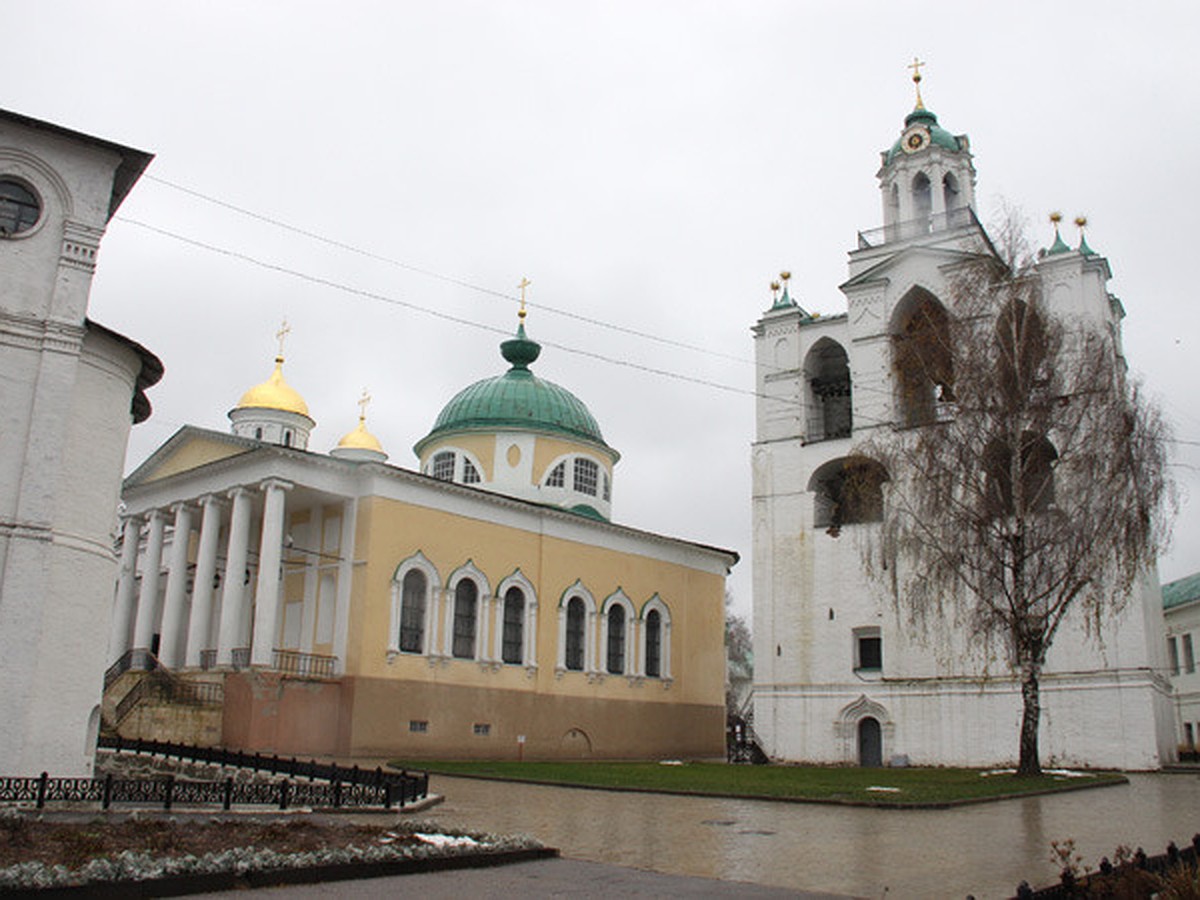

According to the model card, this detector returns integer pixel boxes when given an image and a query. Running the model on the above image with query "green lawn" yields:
[390,759,1126,806]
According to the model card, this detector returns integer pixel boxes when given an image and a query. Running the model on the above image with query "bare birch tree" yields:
[857,223,1174,776]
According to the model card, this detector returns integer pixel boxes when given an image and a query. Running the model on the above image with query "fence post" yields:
[279,778,290,811]
[164,775,174,811]
[333,780,341,809]
[351,764,359,786]
[223,777,233,811]
[102,773,113,810]
[36,772,48,809]
[383,782,392,810]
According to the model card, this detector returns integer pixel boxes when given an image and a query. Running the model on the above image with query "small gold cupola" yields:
[332,389,388,463]
[229,321,315,449]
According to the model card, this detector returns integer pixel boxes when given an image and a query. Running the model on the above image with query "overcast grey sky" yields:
[9,1,1199,617]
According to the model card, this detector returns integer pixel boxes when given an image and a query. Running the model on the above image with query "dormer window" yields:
[432,451,455,481]
[573,458,598,496]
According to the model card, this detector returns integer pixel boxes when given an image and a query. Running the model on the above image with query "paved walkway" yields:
[192,857,850,899]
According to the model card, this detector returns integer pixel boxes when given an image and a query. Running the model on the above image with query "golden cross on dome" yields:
[517,277,531,320]
[908,57,926,109]
[357,388,371,422]
[275,319,291,360]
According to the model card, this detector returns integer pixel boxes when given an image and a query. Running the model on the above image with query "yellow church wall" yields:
[417,434,497,481]
[531,435,616,483]
[331,494,726,757]
[343,496,725,702]
[140,436,249,482]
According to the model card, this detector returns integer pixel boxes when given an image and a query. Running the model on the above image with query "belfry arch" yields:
[891,287,954,427]
[803,338,852,442]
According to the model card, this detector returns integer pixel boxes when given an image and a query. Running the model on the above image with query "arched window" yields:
[804,338,852,441]
[606,605,626,674]
[399,569,426,653]
[984,434,1057,516]
[254,427,263,441]
[546,461,565,487]
[432,451,455,481]
[565,597,586,671]
[462,457,481,484]
[644,609,662,677]
[912,172,932,223]
[0,179,41,235]
[810,457,889,530]
[452,579,478,659]
[892,288,954,427]
[573,458,599,496]
[942,172,960,212]
[502,586,524,664]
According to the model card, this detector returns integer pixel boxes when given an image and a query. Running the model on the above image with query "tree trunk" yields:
[1018,662,1042,776]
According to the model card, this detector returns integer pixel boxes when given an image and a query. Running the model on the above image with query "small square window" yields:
[854,628,882,672]
[473,723,491,736]
[409,719,428,733]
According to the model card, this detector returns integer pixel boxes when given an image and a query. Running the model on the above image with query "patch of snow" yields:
[865,786,901,793]
[413,833,481,849]
[659,760,683,766]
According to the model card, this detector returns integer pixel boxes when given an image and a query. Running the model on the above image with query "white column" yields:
[491,593,505,662]
[185,494,222,667]
[251,479,291,667]
[525,601,538,668]
[556,604,567,670]
[216,487,252,666]
[298,515,320,654]
[442,586,456,656]
[332,498,357,674]
[108,515,141,662]
[479,592,493,662]
[132,509,165,652]
[586,609,598,674]
[157,503,194,668]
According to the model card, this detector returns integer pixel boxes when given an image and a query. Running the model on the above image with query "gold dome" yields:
[337,418,384,452]
[237,357,310,417]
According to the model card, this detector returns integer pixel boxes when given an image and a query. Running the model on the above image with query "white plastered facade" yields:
[751,102,1174,770]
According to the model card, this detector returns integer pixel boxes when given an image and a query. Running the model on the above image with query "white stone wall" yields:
[1166,598,1200,752]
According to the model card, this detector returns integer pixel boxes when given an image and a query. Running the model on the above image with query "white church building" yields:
[750,77,1175,770]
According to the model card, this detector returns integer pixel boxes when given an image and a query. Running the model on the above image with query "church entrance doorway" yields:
[858,717,882,767]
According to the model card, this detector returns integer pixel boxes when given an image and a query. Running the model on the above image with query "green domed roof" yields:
[885,106,963,164]
[415,323,615,457]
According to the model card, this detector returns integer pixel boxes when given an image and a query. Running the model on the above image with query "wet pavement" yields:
[401,771,1200,899]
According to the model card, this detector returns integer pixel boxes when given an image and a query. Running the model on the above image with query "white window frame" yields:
[557,580,596,674]
[445,561,491,660]
[494,569,538,669]
[388,551,441,659]
[639,594,672,679]
[600,589,636,676]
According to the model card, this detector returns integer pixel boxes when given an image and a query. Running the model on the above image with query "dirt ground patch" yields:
[0,816,413,870]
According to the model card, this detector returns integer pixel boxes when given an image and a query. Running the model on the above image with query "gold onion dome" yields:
[337,417,384,452]
[236,356,310,417]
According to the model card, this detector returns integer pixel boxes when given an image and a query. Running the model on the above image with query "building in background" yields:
[0,109,161,777]
[1163,573,1200,754]
[750,79,1173,769]
[108,309,735,759]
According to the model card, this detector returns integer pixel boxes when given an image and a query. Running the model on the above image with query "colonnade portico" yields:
[109,477,344,674]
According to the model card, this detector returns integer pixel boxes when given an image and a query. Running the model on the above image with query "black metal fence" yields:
[99,735,426,796]
[1016,835,1200,899]
[113,671,225,724]
[0,771,412,811]
[103,648,159,689]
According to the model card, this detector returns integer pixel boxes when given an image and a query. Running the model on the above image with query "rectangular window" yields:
[432,451,455,481]
[1168,636,1180,675]
[409,720,428,733]
[855,628,882,671]
[573,457,598,496]
[1185,722,1195,750]
[1184,634,1196,674]
[473,723,491,736]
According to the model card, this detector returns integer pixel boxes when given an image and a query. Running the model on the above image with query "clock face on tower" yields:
[901,125,930,154]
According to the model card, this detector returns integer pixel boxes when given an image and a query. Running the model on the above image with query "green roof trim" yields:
[568,503,606,520]
[1163,572,1200,610]
[415,324,615,459]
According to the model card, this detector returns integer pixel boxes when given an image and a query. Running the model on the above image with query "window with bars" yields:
[399,569,426,653]
[502,587,524,664]
[565,597,585,671]
[432,451,455,481]
[473,723,491,736]
[606,604,626,674]
[546,461,565,487]
[462,457,481,484]
[574,457,599,496]
[855,628,882,671]
[452,580,478,659]
[644,609,661,677]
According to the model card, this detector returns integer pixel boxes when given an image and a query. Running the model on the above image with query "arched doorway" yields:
[858,717,882,767]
